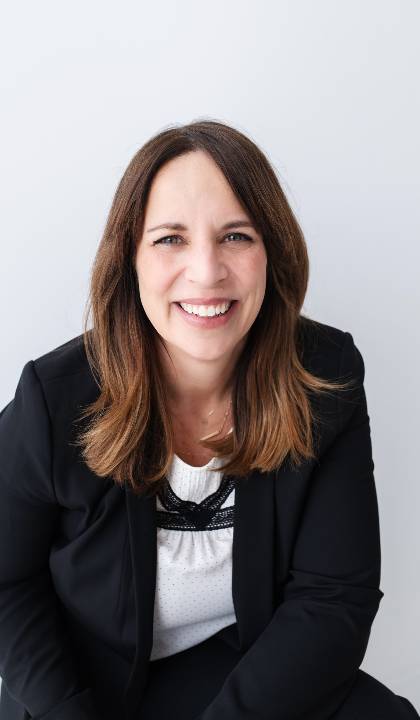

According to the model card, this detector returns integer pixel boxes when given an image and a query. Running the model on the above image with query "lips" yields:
[173,299,238,326]
[176,300,234,315]
[175,298,236,305]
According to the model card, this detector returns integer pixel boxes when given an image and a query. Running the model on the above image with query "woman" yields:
[0,120,418,720]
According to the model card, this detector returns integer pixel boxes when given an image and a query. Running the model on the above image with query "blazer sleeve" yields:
[0,360,101,720]
[194,331,385,720]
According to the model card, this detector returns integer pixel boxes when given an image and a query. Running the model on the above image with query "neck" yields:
[168,385,232,421]
[158,340,244,416]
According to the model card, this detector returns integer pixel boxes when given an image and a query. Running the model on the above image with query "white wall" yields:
[1,0,419,709]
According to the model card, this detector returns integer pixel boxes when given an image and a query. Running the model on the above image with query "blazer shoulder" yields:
[32,332,92,385]
[297,315,349,372]
[30,319,356,387]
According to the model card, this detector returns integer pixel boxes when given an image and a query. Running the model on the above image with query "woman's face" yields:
[135,150,267,365]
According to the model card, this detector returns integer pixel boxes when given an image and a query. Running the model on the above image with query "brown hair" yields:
[71,118,354,497]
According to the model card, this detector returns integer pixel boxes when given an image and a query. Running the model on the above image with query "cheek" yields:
[238,249,267,290]
[137,262,172,295]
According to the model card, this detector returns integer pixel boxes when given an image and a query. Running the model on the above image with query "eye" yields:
[152,235,182,246]
[224,232,252,242]
[152,232,252,246]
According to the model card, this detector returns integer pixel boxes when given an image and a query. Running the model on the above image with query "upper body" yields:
[0,318,384,720]
[0,124,384,720]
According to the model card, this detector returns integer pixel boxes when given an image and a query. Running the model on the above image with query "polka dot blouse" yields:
[150,445,237,661]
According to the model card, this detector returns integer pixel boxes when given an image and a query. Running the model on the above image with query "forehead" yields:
[144,151,248,220]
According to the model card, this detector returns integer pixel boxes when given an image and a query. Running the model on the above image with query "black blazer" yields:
[0,319,384,720]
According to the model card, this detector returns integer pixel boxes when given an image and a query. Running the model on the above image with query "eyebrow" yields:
[146,219,256,233]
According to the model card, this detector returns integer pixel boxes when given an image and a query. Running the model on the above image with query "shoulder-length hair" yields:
[71,119,354,497]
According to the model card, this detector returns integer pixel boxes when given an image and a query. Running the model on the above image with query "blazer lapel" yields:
[233,469,276,650]
[122,486,157,719]
[122,468,276,719]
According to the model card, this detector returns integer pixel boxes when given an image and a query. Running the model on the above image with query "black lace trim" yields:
[156,475,236,531]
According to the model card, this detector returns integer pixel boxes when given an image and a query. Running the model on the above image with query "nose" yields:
[184,242,229,286]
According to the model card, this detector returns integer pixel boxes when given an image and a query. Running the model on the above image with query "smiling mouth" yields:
[173,299,239,325]
[175,300,235,317]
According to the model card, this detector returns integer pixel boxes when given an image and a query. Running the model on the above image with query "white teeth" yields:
[179,301,233,317]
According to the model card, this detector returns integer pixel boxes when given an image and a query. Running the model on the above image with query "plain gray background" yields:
[1,0,419,709]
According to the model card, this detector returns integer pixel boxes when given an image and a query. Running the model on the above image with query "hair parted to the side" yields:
[70,118,355,498]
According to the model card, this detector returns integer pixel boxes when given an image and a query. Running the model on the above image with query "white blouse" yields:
[150,443,237,661]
